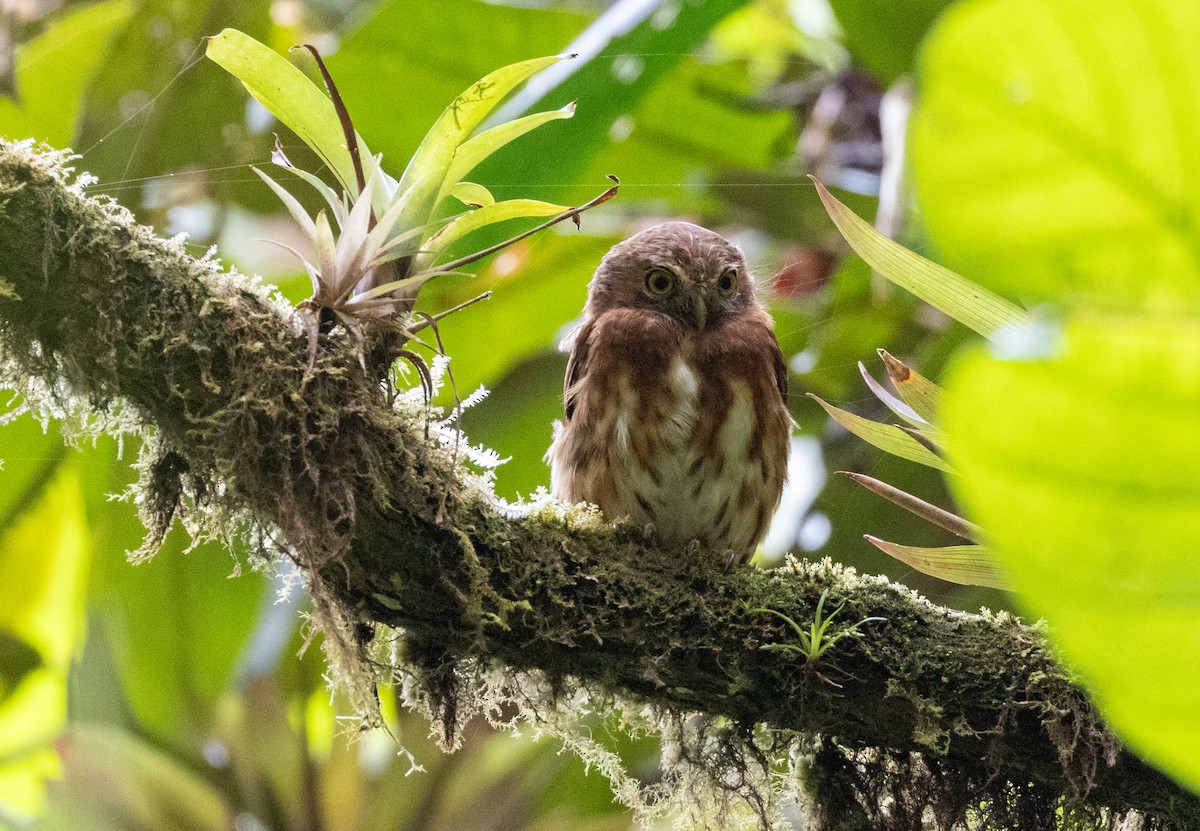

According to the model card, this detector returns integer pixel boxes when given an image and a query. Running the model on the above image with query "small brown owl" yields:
[547,222,791,565]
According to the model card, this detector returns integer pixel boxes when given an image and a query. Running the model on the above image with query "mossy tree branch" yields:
[0,140,1194,829]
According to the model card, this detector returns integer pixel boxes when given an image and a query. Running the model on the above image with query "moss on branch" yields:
[0,140,1195,830]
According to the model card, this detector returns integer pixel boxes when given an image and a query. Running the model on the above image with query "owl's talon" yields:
[685,539,702,557]
[642,522,656,542]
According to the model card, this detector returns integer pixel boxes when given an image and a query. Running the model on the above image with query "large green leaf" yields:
[0,0,133,146]
[943,315,1200,791]
[911,0,1200,312]
[470,0,751,205]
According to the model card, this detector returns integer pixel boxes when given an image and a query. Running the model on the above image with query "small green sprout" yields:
[749,590,884,668]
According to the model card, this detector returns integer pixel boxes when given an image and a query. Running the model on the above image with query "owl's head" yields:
[585,222,756,330]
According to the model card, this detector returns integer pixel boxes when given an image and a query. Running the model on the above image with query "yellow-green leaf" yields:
[865,537,1005,589]
[425,198,571,255]
[809,394,953,472]
[206,29,364,193]
[944,313,1200,792]
[0,463,88,819]
[912,0,1200,313]
[812,178,1032,339]
[450,181,495,208]
[397,55,564,241]
[879,349,942,425]
[440,101,576,204]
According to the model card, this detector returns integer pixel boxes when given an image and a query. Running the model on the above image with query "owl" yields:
[547,222,791,565]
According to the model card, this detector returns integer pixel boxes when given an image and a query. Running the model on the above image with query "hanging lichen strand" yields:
[0,142,1196,830]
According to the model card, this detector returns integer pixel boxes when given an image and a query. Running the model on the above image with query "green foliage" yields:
[943,317,1200,792]
[892,0,1200,796]
[912,0,1200,312]
[829,0,953,84]
[750,590,884,666]
[30,0,1200,824]
[813,178,1031,339]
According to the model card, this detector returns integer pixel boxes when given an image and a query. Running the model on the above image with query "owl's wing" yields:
[772,339,788,401]
[562,319,595,422]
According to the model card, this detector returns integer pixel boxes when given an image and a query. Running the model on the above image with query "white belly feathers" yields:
[610,358,759,553]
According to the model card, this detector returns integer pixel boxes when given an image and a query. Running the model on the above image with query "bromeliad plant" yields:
[206,30,616,363]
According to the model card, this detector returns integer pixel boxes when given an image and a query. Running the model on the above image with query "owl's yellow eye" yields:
[645,268,676,296]
[716,269,737,297]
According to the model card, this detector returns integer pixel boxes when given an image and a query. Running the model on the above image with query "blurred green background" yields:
[9,0,1172,825]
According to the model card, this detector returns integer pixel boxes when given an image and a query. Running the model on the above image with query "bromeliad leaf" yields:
[206,29,364,194]
[212,32,614,334]
[809,394,953,472]
[858,360,928,428]
[440,101,577,204]
[426,199,572,255]
[864,537,1005,589]
[879,349,942,424]
[811,178,1032,340]
[253,168,316,242]
[449,182,496,208]
[396,55,568,244]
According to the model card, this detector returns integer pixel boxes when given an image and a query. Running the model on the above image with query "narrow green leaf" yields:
[450,182,495,208]
[879,349,942,424]
[865,537,1005,589]
[841,472,978,540]
[426,199,570,254]
[206,28,363,193]
[812,178,1032,339]
[441,101,576,203]
[253,168,316,243]
[396,55,564,238]
[809,394,953,472]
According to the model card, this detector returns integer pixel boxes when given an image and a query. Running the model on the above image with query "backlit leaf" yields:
[206,28,363,193]
[944,314,1200,791]
[813,178,1032,339]
[879,349,942,424]
[809,394,953,472]
[912,0,1200,312]
[864,537,1004,589]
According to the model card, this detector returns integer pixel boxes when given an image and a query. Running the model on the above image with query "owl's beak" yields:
[691,285,709,330]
